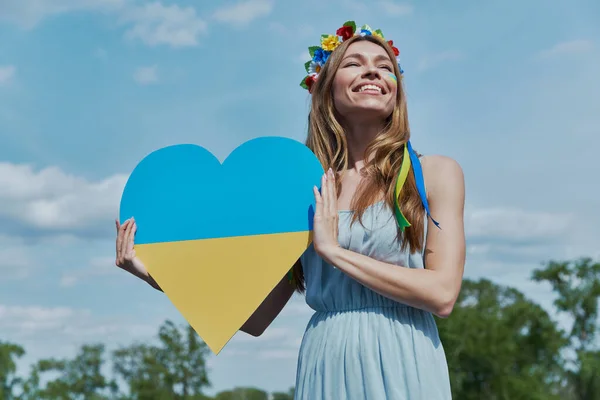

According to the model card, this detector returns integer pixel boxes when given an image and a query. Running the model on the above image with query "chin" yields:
[340,96,393,115]
[345,105,391,120]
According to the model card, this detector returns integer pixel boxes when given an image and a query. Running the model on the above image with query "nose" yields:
[361,62,381,79]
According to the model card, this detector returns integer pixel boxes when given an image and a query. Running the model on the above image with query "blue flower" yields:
[313,48,326,63]
[313,48,332,64]
[360,29,372,36]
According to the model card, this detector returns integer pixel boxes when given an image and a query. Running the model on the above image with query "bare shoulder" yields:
[419,155,465,202]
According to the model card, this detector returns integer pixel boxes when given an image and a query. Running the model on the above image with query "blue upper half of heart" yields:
[119,137,325,245]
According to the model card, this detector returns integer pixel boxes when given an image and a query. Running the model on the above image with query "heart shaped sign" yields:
[119,137,324,354]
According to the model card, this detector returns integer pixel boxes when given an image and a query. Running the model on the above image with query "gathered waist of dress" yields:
[309,302,420,315]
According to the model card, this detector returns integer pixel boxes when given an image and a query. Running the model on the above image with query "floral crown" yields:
[300,21,404,93]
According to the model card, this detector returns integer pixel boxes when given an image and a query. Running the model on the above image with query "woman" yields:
[116,22,465,400]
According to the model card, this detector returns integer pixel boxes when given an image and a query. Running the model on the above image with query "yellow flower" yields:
[372,31,384,40]
[321,35,340,51]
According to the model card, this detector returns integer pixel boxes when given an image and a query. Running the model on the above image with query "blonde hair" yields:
[292,35,425,293]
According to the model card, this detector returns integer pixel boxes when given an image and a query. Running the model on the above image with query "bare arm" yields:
[316,157,466,318]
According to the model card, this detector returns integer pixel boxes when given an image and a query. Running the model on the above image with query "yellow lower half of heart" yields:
[135,231,312,354]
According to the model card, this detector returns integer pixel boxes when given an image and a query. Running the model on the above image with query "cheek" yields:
[331,74,347,97]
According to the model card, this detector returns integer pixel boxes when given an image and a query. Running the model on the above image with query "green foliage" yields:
[18,344,116,400]
[532,257,600,351]
[0,341,25,400]
[437,278,568,400]
[112,320,211,399]
[271,387,294,400]
[531,257,600,399]
[214,387,268,400]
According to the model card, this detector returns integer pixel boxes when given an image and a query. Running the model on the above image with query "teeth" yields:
[358,84,382,93]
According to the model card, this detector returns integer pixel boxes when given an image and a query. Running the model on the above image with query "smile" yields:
[354,84,385,94]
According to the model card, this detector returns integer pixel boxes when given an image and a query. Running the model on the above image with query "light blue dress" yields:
[294,200,452,399]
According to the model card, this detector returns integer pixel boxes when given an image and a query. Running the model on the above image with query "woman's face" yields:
[331,40,397,121]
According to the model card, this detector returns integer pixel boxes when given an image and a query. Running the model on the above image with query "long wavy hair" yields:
[292,34,425,293]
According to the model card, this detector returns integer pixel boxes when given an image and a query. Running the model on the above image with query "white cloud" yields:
[121,2,207,47]
[133,65,158,85]
[212,0,274,27]
[60,256,120,287]
[378,1,413,16]
[0,1,208,48]
[0,0,124,28]
[0,305,89,334]
[0,162,127,236]
[0,65,16,85]
[0,235,35,279]
[465,206,573,244]
[0,303,159,377]
[417,50,462,72]
[538,39,594,58]
[462,205,579,278]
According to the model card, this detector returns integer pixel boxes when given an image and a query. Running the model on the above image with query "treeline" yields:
[1,258,599,399]
[0,319,294,400]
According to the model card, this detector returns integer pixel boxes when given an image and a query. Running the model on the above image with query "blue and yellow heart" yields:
[119,137,324,354]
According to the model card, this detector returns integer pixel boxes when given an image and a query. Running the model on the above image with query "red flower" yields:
[388,40,400,56]
[336,26,354,41]
[305,75,317,92]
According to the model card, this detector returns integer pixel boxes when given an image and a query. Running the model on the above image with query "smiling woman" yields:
[248,22,464,399]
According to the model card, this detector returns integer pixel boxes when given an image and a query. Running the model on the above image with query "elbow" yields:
[433,293,457,319]
[240,320,267,337]
[243,328,264,337]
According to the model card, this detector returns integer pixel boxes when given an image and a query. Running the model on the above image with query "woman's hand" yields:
[115,218,161,291]
[312,168,341,264]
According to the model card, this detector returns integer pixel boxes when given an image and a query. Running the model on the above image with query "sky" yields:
[0,0,599,396]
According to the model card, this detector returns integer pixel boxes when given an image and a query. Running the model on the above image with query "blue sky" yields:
[0,0,599,395]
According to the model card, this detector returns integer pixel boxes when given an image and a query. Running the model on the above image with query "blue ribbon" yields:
[407,141,441,229]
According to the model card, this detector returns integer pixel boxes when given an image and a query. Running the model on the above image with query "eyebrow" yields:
[342,53,392,63]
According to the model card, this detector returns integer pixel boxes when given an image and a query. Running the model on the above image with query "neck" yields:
[343,119,385,172]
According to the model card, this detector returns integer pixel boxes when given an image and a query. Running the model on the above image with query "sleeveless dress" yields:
[294,200,452,400]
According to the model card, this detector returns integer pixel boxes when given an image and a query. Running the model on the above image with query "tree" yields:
[436,278,568,400]
[271,387,295,400]
[112,320,211,399]
[19,343,116,400]
[532,257,600,400]
[532,258,600,352]
[0,341,25,400]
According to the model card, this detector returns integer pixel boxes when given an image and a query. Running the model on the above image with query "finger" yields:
[320,173,327,213]
[313,186,323,216]
[122,220,133,257]
[115,219,120,258]
[116,220,128,257]
[128,222,137,252]
[327,169,336,216]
